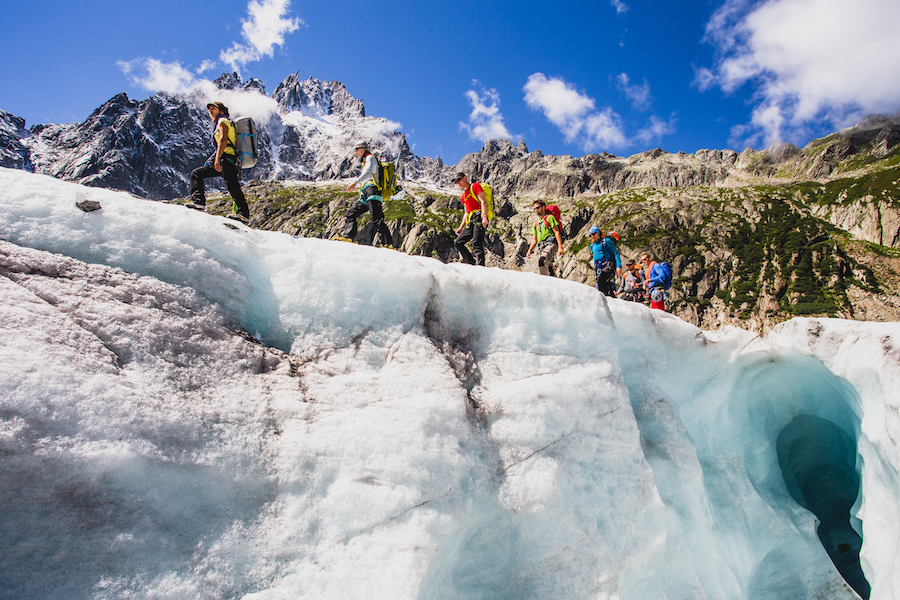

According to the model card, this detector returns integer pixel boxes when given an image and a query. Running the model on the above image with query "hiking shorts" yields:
[537,239,559,276]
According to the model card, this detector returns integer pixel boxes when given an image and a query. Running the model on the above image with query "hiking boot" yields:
[226,213,249,224]
[333,236,356,243]
[185,201,206,211]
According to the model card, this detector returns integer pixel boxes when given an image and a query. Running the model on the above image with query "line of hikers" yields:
[184,107,670,310]
[450,168,671,311]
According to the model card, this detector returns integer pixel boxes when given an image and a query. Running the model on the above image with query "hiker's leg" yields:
[343,200,369,240]
[368,199,392,247]
[222,160,250,219]
[600,272,614,296]
[189,165,218,205]
[472,221,486,266]
[454,221,475,265]
[538,241,558,276]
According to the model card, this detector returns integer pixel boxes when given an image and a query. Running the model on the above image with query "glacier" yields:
[0,167,897,599]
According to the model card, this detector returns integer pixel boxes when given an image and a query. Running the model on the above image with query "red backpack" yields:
[541,204,564,240]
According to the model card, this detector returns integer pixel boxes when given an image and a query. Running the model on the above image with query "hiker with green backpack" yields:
[452,172,491,266]
[340,141,396,248]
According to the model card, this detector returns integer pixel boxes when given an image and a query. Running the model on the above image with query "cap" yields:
[452,172,466,183]
[206,102,228,115]
[589,225,602,235]
[354,141,369,151]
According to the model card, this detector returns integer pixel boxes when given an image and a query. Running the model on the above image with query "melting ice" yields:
[0,168,898,599]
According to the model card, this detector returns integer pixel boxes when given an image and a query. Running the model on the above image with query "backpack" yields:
[229,117,258,169]
[542,204,564,240]
[650,261,673,290]
[473,182,495,220]
[370,156,401,201]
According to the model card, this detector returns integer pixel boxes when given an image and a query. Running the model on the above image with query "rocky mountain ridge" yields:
[0,73,441,199]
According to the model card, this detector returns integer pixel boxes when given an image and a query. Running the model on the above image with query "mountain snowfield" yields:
[1,166,898,599]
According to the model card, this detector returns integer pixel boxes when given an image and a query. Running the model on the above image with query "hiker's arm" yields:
[613,243,622,275]
[477,190,489,227]
[214,121,229,172]
[347,155,375,191]
[554,226,563,256]
[525,235,537,258]
[455,212,467,235]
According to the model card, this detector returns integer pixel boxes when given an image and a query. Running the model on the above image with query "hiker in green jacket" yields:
[526,200,564,276]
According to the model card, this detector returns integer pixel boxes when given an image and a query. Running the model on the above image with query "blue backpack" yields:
[650,261,673,290]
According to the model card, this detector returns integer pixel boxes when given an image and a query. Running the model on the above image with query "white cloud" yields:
[636,115,677,145]
[617,73,652,110]
[220,0,303,72]
[118,59,199,95]
[459,82,517,143]
[194,81,281,123]
[610,0,629,14]
[523,73,627,150]
[117,0,303,119]
[116,58,280,123]
[197,60,218,75]
[702,0,900,146]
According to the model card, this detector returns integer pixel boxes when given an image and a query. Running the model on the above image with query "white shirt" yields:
[354,154,379,186]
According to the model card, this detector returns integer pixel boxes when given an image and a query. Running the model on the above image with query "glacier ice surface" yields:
[0,168,898,599]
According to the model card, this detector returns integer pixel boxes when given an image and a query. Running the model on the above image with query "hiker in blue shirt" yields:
[641,253,669,311]
[589,226,622,297]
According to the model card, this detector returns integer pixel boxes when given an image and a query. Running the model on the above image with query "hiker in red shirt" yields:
[452,172,489,266]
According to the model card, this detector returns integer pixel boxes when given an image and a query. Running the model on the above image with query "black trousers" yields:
[343,198,393,246]
[596,261,617,297]
[455,214,485,266]
[189,157,250,219]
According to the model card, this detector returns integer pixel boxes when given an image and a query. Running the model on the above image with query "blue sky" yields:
[2,0,899,164]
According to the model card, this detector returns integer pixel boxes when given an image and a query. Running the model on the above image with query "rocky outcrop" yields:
[448,140,731,199]
[214,72,266,95]
[812,197,900,248]
[0,110,32,170]
[272,74,364,118]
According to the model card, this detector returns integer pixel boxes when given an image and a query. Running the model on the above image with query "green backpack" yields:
[370,157,400,201]
[468,181,495,220]
[480,182,495,220]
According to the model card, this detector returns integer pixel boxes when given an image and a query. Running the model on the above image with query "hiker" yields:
[639,253,655,288]
[187,102,251,223]
[452,172,490,266]
[641,253,667,311]
[341,142,395,247]
[589,226,622,297]
[526,200,564,276]
[618,260,645,302]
